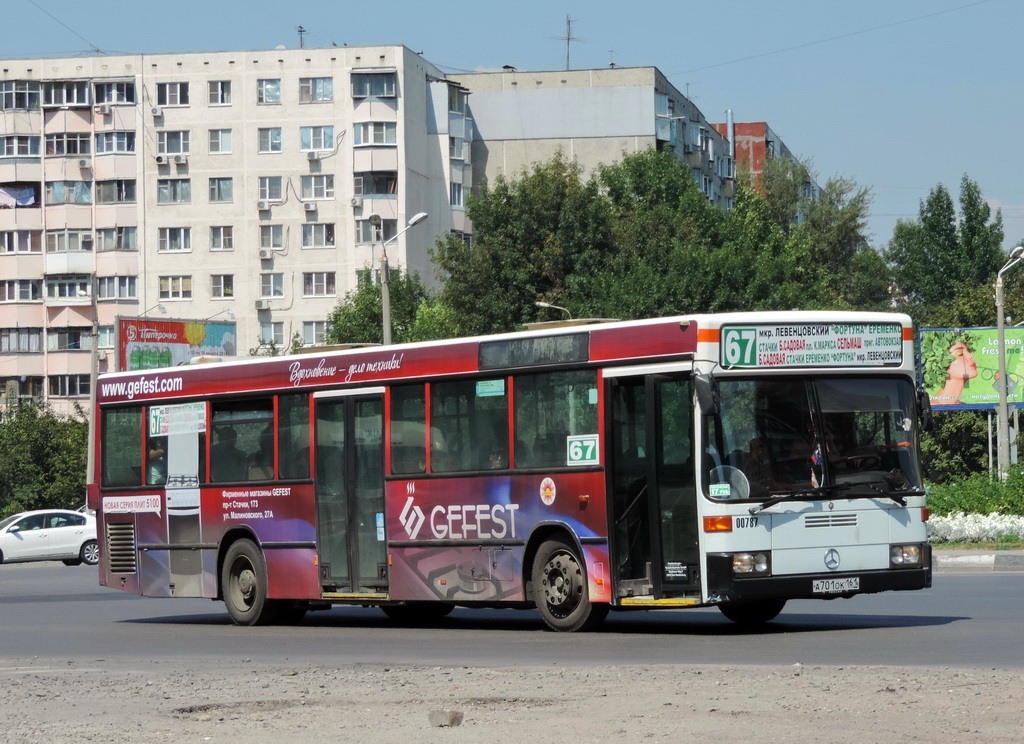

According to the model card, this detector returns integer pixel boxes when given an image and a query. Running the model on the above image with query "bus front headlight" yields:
[732,552,770,575]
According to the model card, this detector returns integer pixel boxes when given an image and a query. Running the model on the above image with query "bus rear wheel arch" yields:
[530,536,608,632]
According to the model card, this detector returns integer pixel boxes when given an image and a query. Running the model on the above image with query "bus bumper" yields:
[706,544,932,603]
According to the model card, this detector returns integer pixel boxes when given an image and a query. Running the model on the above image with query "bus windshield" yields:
[705,376,923,501]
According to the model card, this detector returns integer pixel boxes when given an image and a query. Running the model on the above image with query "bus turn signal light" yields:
[703,516,732,532]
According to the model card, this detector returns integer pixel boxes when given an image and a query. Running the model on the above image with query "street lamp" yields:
[535,300,571,319]
[142,303,167,317]
[996,243,1024,478]
[376,211,428,345]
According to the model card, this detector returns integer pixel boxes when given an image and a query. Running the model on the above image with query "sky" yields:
[7,0,1024,251]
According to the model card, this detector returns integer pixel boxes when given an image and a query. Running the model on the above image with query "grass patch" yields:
[930,539,1024,550]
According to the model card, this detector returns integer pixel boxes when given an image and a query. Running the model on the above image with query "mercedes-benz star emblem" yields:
[824,549,841,570]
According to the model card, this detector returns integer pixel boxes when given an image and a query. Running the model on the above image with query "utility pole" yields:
[297,25,307,49]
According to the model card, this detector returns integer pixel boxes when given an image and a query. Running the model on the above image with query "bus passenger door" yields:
[314,392,387,595]
[609,374,699,598]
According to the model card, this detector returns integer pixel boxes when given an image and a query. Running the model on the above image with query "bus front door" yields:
[609,375,700,598]
[314,393,387,595]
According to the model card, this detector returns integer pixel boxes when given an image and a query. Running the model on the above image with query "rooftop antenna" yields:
[297,25,307,49]
[609,50,616,68]
[553,15,585,71]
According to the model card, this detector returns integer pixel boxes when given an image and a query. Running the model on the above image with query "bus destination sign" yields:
[719,323,903,368]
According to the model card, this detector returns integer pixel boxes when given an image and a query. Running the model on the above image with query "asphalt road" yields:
[1,561,1021,670]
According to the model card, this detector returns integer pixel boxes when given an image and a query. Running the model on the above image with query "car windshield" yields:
[704,376,923,500]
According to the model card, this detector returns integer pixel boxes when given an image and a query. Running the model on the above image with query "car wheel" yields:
[80,540,100,566]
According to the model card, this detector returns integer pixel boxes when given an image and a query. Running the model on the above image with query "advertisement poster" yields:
[117,317,237,372]
[919,327,1024,410]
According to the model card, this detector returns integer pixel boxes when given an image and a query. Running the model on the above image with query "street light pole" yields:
[996,244,1024,478]
[86,274,99,488]
[376,211,428,345]
[535,300,571,319]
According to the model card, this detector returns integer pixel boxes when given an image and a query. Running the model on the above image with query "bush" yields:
[927,466,1024,517]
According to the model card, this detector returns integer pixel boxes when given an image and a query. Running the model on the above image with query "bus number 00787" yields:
[734,516,758,528]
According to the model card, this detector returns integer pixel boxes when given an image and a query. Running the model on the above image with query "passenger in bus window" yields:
[247,432,274,480]
[211,427,246,482]
[147,438,167,486]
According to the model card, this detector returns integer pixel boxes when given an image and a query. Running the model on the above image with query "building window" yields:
[450,182,464,207]
[210,226,233,251]
[0,231,41,254]
[301,223,335,249]
[211,274,234,299]
[257,79,281,104]
[96,275,137,300]
[95,179,136,204]
[260,322,284,345]
[157,131,190,155]
[300,77,333,103]
[208,80,231,105]
[300,125,334,151]
[449,136,466,161]
[0,135,40,157]
[45,230,92,253]
[95,131,135,154]
[302,272,335,297]
[43,81,89,106]
[258,128,282,153]
[353,121,397,146]
[0,80,41,110]
[48,374,90,397]
[45,275,91,300]
[158,227,191,252]
[47,327,92,351]
[157,179,191,204]
[209,177,233,203]
[259,225,283,250]
[98,325,115,349]
[351,72,396,98]
[208,129,232,154]
[302,321,327,346]
[353,172,398,196]
[157,82,189,106]
[45,181,91,205]
[300,175,334,200]
[45,134,90,156]
[159,275,192,300]
[356,218,396,244]
[260,273,284,298]
[258,177,283,201]
[96,227,137,252]
[94,81,135,104]
[0,280,43,301]
[0,327,42,353]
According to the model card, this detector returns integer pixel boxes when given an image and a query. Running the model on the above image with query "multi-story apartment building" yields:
[711,120,820,199]
[0,46,472,411]
[452,67,736,208]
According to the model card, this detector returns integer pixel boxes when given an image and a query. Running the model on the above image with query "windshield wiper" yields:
[859,484,927,507]
[749,484,853,514]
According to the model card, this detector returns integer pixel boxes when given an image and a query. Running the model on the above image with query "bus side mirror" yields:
[917,388,933,432]
[695,374,719,416]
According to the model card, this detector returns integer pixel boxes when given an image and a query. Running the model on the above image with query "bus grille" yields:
[106,523,138,574]
[804,514,857,528]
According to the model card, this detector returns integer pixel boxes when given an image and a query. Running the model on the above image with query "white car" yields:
[0,509,99,566]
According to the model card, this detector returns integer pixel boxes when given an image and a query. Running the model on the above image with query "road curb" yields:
[934,552,1024,572]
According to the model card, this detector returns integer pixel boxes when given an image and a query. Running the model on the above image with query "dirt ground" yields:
[2,659,1023,743]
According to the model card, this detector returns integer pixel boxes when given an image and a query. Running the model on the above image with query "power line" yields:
[673,0,993,75]
[25,0,104,54]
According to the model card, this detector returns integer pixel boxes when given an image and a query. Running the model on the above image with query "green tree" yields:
[0,402,87,517]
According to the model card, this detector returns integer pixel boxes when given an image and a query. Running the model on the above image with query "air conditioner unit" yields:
[77,158,92,169]
[96,350,108,361]
[258,248,273,260]
[94,103,112,115]
[151,106,163,117]
[349,196,363,208]
[306,151,321,161]
[254,299,271,311]
[303,202,317,212]
[173,154,188,165]
[256,200,270,211]
[155,154,168,165]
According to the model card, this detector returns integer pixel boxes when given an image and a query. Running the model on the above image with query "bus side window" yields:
[391,385,426,475]
[101,407,143,488]
[279,393,310,480]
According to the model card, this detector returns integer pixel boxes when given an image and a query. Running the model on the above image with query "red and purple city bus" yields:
[88,311,931,631]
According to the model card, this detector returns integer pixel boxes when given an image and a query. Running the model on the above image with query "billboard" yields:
[919,327,1024,410]
[117,317,237,372]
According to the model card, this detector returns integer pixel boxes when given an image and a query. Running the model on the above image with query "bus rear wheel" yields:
[222,539,274,626]
[718,598,787,626]
[532,538,608,632]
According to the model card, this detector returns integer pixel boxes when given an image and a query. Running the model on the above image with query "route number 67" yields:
[567,435,599,466]
[722,327,757,367]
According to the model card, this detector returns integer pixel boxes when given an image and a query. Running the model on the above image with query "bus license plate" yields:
[813,577,860,594]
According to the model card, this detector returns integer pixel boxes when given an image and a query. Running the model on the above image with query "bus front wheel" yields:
[222,539,274,626]
[532,538,607,632]
[718,598,786,626]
